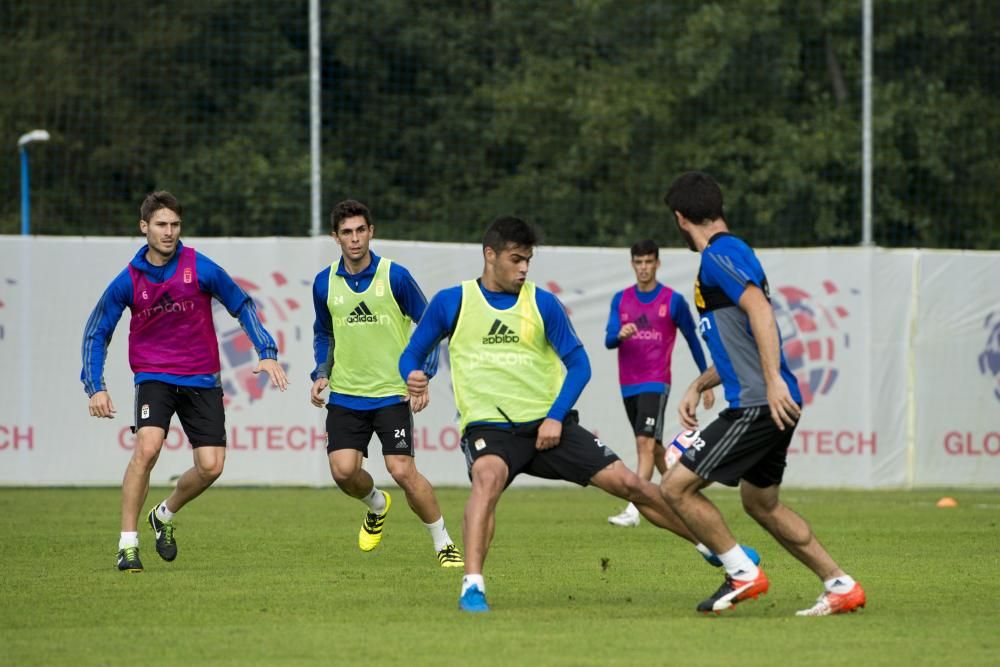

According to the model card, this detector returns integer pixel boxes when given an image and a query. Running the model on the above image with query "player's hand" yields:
[535,418,562,450]
[310,378,329,407]
[408,390,430,414]
[618,323,638,340]
[406,371,430,413]
[407,370,429,396]
[88,390,116,419]
[766,381,801,431]
[253,358,289,391]
[678,385,701,430]
[701,388,715,411]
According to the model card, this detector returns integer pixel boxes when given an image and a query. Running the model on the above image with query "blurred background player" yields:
[604,239,712,527]
[400,216,755,613]
[81,191,289,573]
[310,199,462,568]
[659,172,866,616]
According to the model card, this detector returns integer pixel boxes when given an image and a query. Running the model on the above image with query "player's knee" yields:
[636,436,657,455]
[742,495,777,522]
[330,466,358,487]
[470,465,506,492]
[386,458,417,486]
[130,442,161,470]
[197,459,224,481]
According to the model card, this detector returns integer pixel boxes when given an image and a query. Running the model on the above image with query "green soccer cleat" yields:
[358,491,391,552]
[117,546,143,573]
[147,507,177,562]
[436,543,464,568]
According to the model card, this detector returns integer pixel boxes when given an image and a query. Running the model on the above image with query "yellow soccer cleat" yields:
[436,543,464,568]
[358,491,391,552]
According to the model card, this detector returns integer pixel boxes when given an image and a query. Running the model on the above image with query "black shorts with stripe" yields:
[133,381,226,447]
[460,412,620,488]
[325,401,414,457]
[622,390,670,441]
[678,406,797,487]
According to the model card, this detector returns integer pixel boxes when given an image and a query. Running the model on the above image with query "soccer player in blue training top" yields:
[604,238,712,527]
[399,216,758,613]
[659,171,866,616]
[310,199,462,568]
[81,191,289,573]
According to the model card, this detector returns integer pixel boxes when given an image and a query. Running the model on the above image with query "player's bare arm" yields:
[535,418,562,450]
[310,377,328,407]
[253,358,289,391]
[88,390,117,419]
[739,285,801,430]
[678,366,720,429]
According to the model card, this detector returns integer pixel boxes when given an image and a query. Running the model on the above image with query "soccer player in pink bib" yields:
[604,239,713,527]
[81,191,289,573]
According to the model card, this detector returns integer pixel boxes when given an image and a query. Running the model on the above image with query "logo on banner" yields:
[979,311,1000,402]
[214,271,303,410]
[772,280,858,405]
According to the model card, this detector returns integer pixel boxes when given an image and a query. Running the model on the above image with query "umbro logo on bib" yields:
[482,319,520,344]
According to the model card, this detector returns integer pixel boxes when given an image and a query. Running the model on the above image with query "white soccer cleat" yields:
[607,506,640,527]
[795,582,866,616]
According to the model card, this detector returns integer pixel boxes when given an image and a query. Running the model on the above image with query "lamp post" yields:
[17,129,50,235]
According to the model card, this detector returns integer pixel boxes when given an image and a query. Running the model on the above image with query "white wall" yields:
[1,237,997,487]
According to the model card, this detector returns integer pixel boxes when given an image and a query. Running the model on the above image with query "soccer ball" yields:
[666,430,699,469]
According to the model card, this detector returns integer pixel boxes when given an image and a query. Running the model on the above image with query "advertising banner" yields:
[0,237,995,488]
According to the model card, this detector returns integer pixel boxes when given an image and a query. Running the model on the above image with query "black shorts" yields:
[678,406,797,487]
[132,381,226,447]
[460,413,620,488]
[622,390,670,441]
[325,401,414,457]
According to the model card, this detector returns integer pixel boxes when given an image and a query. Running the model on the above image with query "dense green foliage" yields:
[3,486,999,665]
[2,1,998,247]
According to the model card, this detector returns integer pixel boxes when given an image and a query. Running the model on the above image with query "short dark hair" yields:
[630,239,659,259]
[140,191,181,222]
[482,216,537,253]
[330,199,372,232]
[664,171,724,224]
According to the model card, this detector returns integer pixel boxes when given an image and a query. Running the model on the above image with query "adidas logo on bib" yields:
[482,319,520,344]
[346,301,380,324]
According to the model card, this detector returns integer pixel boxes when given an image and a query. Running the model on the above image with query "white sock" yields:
[718,545,760,579]
[462,574,485,595]
[625,502,639,516]
[424,516,453,552]
[119,532,139,549]
[155,501,174,522]
[694,543,714,558]
[362,487,387,513]
[824,575,856,593]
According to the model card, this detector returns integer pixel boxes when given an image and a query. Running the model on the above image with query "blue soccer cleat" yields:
[458,585,490,613]
[703,544,761,568]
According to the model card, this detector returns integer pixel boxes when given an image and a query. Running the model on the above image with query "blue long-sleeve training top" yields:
[399,280,591,427]
[311,251,439,410]
[80,241,278,396]
[603,283,708,397]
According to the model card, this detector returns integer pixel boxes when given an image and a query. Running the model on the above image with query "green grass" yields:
[2,486,998,666]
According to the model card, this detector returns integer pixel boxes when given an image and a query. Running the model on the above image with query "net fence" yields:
[2,0,998,248]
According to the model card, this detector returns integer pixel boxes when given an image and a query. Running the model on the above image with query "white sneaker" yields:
[607,506,640,527]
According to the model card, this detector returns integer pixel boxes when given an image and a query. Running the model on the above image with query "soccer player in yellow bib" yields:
[399,216,737,612]
[310,200,462,568]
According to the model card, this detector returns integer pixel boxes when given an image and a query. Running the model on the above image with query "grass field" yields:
[2,486,998,666]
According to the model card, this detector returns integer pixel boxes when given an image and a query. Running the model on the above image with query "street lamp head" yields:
[18,130,50,148]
